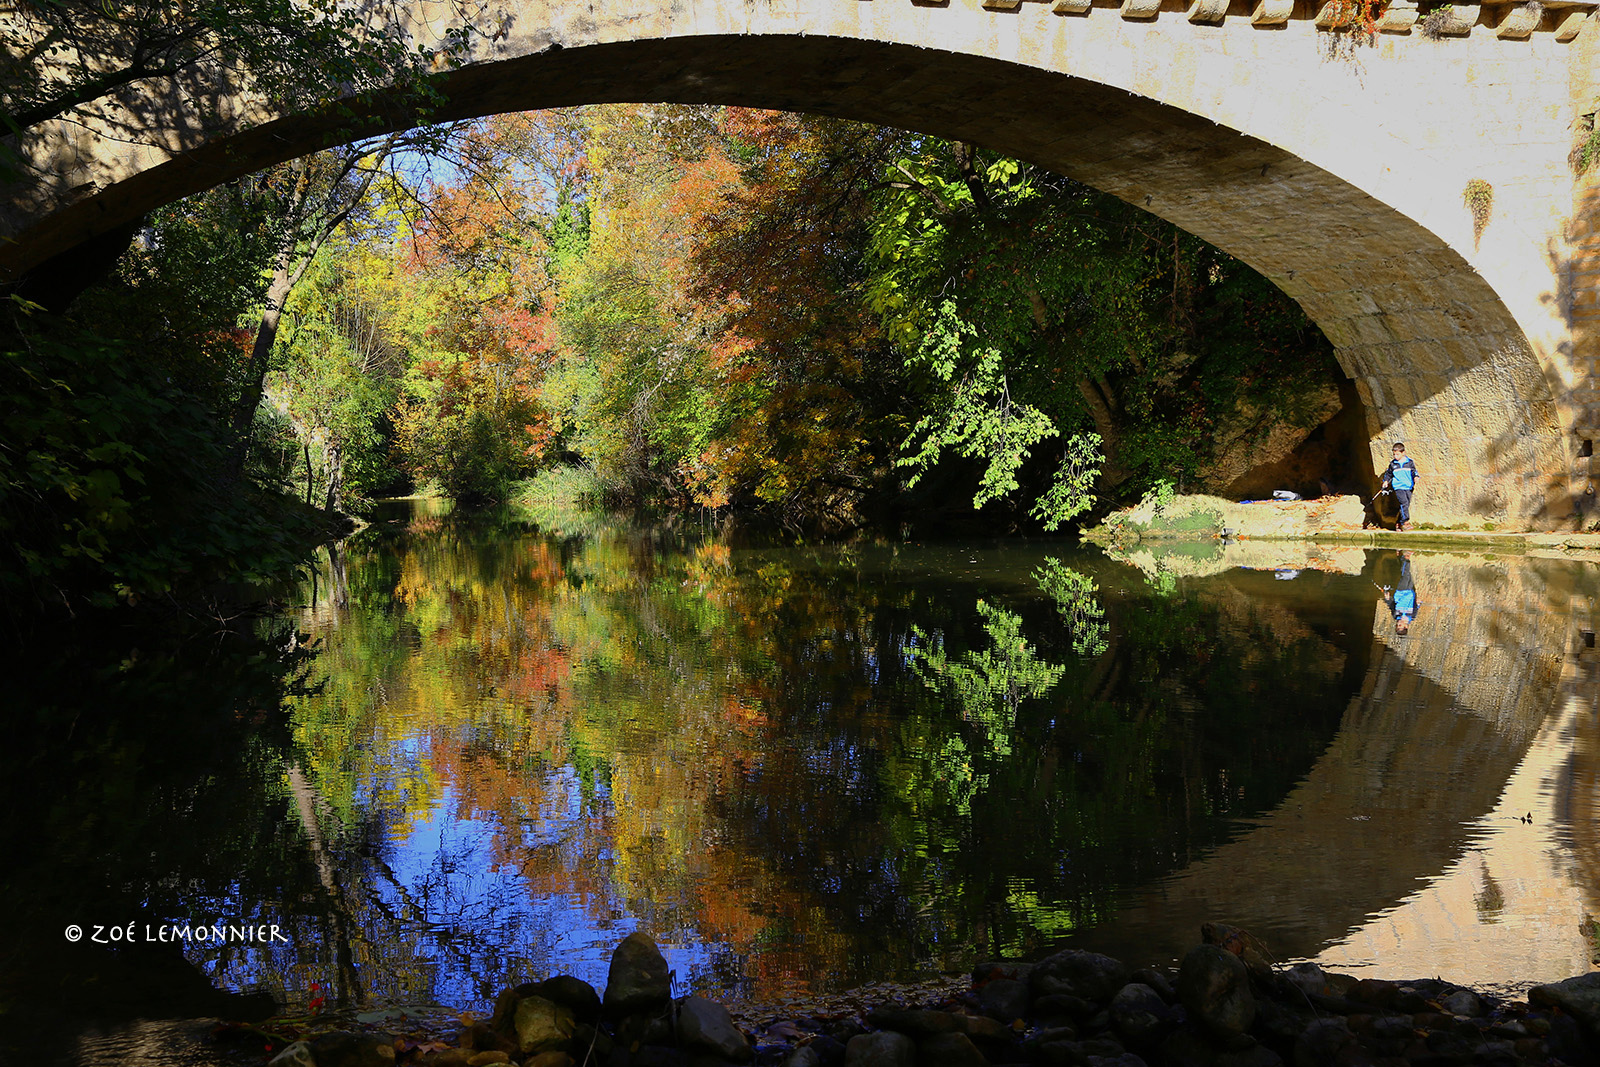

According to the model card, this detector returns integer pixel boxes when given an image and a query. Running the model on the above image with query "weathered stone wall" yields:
[1567,22,1600,526]
[4,0,1599,526]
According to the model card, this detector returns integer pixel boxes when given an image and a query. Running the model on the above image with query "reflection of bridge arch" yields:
[6,1,1600,524]
[1067,554,1600,986]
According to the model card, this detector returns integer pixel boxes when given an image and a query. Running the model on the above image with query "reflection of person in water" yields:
[1380,550,1418,635]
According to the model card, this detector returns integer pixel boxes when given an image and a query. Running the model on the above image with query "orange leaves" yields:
[677,446,737,510]
[668,153,742,240]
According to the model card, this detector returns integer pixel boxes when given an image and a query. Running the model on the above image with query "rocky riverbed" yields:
[242,924,1600,1067]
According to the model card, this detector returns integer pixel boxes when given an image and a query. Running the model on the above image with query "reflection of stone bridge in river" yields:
[1071,548,1600,988]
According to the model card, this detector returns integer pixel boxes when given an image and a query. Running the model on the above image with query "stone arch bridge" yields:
[6,0,1600,527]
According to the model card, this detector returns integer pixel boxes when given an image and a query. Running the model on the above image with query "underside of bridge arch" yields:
[3,31,1576,525]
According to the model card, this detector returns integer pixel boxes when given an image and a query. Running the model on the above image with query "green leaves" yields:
[909,600,1065,763]
[1029,433,1104,531]
[7,0,469,137]
[0,319,324,617]
[1033,558,1109,656]
[897,301,1060,510]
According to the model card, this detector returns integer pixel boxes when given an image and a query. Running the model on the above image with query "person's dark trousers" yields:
[1393,488,1412,526]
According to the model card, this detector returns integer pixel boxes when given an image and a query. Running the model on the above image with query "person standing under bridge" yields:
[1382,442,1419,531]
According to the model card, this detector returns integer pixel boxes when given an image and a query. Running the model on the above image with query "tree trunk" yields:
[286,763,365,1007]
[1078,378,1130,489]
[229,259,295,478]
[323,441,343,513]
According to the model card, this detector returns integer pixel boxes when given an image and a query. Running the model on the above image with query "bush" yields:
[0,308,332,622]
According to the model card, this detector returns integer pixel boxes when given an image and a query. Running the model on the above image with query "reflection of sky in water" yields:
[352,740,726,1008]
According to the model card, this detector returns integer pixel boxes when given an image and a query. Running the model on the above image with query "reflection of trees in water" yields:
[909,599,1066,768]
[281,516,1366,1002]
[1474,858,1506,922]
[9,529,1597,1026]
[0,616,321,1046]
[1034,558,1110,656]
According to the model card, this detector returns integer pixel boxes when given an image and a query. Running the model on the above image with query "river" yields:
[4,499,1597,1055]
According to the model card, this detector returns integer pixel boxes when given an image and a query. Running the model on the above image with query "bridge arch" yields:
[5,0,1597,526]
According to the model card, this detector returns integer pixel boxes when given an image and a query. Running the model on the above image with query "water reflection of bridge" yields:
[1071,550,1600,989]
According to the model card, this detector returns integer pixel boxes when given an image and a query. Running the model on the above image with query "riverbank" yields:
[1082,493,1600,563]
[235,927,1600,1067]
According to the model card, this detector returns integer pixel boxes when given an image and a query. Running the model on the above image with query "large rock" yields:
[1280,963,1325,998]
[1178,945,1256,1039]
[1108,983,1177,1047]
[473,1014,522,1053]
[974,960,1033,988]
[1129,968,1176,1004]
[1439,988,1483,1017]
[1199,383,1344,495]
[513,995,576,1055]
[1162,1032,1280,1067]
[863,1009,956,1037]
[1032,994,1095,1023]
[677,995,752,1062]
[1530,973,1600,1036]
[604,931,672,1016]
[529,975,602,1023]
[1030,949,1131,1005]
[1290,1019,1350,1067]
[915,1032,987,1067]
[524,1054,574,1067]
[1199,923,1275,988]
[977,978,1030,1022]
[844,1031,915,1067]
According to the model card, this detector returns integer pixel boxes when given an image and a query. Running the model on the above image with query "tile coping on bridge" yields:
[898,0,1596,39]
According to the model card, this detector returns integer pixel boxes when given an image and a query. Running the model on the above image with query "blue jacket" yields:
[1385,457,1418,491]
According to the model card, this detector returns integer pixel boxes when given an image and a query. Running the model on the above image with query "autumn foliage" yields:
[262,102,1337,529]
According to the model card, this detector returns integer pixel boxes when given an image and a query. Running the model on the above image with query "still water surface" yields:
[10,500,1600,1027]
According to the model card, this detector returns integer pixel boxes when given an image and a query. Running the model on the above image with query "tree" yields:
[685,111,915,525]
[1,0,457,142]
[865,139,1337,520]
[547,104,737,507]
[384,115,585,502]
[271,248,407,512]
[228,136,415,476]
